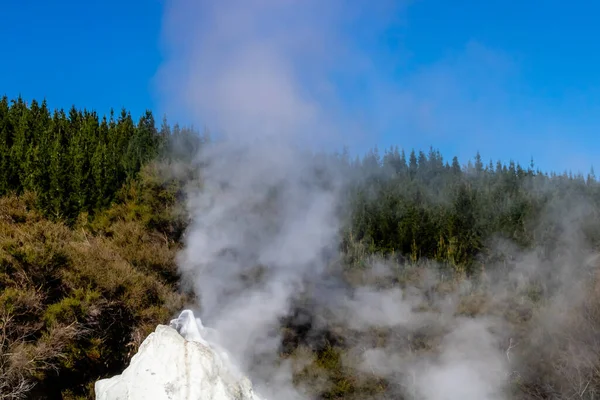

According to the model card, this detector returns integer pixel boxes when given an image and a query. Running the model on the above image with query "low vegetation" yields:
[0,166,190,399]
[2,96,600,398]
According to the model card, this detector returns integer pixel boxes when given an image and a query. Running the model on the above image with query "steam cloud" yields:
[157,1,600,399]
[158,1,362,397]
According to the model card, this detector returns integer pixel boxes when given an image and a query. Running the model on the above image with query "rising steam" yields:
[158,1,358,397]
[156,1,600,399]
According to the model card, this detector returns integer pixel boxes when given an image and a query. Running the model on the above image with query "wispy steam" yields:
[156,1,600,399]
[157,1,371,396]
[157,0,407,149]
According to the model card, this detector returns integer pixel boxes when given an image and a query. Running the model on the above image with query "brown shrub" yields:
[0,193,187,398]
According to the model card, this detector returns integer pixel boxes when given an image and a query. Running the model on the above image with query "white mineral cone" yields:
[95,310,262,400]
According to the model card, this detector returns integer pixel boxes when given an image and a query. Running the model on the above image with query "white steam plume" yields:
[154,2,597,400]
[156,0,403,149]
[156,0,386,397]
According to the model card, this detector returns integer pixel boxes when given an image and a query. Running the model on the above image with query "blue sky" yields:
[1,0,599,173]
[1,0,163,118]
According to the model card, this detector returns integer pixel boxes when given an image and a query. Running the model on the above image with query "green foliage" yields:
[4,94,600,399]
[0,95,206,224]
[345,145,600,273]
[0,193,188,398]
[43,288,100,327]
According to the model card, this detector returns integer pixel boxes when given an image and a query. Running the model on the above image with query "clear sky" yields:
[1,0,599,173]
[0,0,163,118]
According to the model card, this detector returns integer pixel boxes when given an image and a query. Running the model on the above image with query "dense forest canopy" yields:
[0,95,204,223]
[346,145,600,272]
[3,95,599,265]
[2,95,600,399]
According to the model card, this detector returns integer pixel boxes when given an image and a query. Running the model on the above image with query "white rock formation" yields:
[95,310,262,400]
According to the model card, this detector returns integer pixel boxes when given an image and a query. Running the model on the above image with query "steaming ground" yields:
[156,1,600,399]
[170,131,600,399]
[175,137,343,399]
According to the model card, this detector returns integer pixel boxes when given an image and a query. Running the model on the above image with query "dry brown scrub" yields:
[0,192,188,399]
[275,256,600,399]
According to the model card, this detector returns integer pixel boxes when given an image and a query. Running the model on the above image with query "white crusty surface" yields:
[95,310,262,400]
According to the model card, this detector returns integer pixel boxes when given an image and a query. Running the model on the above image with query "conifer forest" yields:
[2,96,600,399]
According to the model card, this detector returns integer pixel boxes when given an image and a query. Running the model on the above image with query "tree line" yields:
[2,95,599,272]
[343,146,600,272]
[3,95,600,398]
[0,95,203,223]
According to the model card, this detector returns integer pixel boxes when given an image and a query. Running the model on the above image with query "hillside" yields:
[2,97,600,399]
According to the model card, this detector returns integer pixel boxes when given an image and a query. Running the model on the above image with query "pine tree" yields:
[474,151,483,174]
[46,110,69,218]
[451,156,461,175]
[9,96,30,193]
[0,96,11,194]
[124,110,158,180]
[409,150,418,178]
